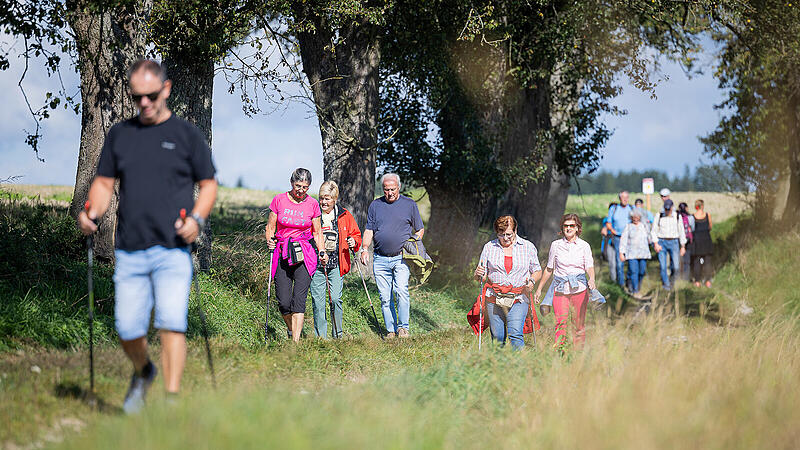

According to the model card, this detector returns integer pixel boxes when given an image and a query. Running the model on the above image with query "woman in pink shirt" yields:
[534,214,596,349]
[265,168,326,342]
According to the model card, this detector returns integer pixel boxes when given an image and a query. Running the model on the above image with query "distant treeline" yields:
[569,164,748,194]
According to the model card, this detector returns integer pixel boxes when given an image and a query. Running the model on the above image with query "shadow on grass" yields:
[54,382,123,415]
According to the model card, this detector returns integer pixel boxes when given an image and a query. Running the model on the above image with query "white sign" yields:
[642,178,654,195]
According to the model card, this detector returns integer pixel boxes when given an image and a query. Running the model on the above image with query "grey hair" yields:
[290,168,312,184]
[629,208,642,219]
[128,59,167,82]
[381,173,401,188]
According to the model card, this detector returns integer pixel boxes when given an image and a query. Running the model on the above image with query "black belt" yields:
[374,250,402,257]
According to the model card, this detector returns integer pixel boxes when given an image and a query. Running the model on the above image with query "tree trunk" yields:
[67,0,151,262]
[425,183,484,270]
[294,9,380,229]
[162,56,215,271]
[781,98,800,223]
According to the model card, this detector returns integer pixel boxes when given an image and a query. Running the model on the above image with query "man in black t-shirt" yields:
[78,59,217,413]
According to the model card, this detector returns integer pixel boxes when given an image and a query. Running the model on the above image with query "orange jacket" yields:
[335,207,362,277]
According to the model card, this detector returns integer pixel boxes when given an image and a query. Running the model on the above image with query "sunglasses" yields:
[563,223,578,229]
[131,87,163,103]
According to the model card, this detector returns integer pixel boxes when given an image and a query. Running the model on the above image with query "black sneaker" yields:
[123,361,157,414]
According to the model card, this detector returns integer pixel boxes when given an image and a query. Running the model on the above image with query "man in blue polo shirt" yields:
[359,173,424,338]
[605,191,633,288]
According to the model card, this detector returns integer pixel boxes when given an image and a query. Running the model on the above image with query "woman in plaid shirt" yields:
[473,216,542,349]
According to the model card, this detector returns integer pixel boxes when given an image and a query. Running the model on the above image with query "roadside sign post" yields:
[642,178,654,211]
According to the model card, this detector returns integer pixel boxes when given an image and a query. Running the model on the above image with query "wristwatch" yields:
[191,212,206,229]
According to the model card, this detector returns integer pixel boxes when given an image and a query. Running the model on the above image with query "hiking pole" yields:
[350,249,383,338]
[83,202,96,400]
[323,263,339,339]
[478,263,486,351]
[181,209,216,388]
[527,279,537,347]
[265,237,276,343]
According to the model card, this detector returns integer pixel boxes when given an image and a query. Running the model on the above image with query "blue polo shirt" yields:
[606,203,633,236]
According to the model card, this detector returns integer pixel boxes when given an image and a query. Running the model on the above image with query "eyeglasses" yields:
[131,87,163,103]
[497,232,515,238]
[292,184,310,191]
[563,223,578,229]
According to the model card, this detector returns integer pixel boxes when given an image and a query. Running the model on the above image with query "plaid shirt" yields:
[479,237,542,303]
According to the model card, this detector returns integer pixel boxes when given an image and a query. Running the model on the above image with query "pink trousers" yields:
[553,290,589,348]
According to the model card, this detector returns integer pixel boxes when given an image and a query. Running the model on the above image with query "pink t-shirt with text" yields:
[269,192,321,241]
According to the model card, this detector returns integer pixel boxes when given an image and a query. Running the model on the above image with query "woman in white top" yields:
[535,214,596,349]
[619,208,652,298]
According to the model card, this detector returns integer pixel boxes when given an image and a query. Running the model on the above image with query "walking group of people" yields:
[470,214,598,351]
[601,188,714,296]
[77,59,429,413]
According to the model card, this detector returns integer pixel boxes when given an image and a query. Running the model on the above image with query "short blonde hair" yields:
[319,180,339,200]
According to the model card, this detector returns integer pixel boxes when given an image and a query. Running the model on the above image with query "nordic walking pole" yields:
[350,249,383,338]
[181,209,216,388]
[265,237,276,343]
[323,263,339,339]
[478,262,486,351]
[84,202,96,400]
[527,279,537,347]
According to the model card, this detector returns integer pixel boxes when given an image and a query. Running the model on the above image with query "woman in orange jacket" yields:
[309,180,362,338]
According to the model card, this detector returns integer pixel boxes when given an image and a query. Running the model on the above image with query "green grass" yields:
[2,187,798,449]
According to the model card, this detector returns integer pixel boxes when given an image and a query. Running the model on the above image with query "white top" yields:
[546,237,594,294]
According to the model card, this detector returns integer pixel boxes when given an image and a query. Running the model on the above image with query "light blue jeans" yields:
[309,264,344,339]
[611,235,627,287]
[486,301,528,349]
[113,245,192,341]
[657,238,680,288]
[373,254,411,333]
[628,259,647,293]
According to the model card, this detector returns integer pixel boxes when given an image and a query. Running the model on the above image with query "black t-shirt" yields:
[96,114,216,251]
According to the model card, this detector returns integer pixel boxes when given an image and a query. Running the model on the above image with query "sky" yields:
[0,39,726,192]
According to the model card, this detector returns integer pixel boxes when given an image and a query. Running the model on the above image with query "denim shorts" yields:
[113,245,192,340]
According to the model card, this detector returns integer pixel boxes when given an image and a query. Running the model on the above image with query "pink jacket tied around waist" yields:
[270,230,317,279]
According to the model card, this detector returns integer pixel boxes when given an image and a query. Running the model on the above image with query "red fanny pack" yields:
[467,283,539,335]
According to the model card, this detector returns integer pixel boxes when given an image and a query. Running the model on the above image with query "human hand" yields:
[525,277,535,290]
[78,210,98,235]
[654,243,662,253]
[175,210,200,243]
[266,236,277,250]
[359,249,369,265]
[600,227,608,237]
[588,279,596,291]
[534,288,542,304]
[474,264,485,279]
[619,254,626,262]
[319,252,329,265]
[347,236,356,249]
[680,247,686,257]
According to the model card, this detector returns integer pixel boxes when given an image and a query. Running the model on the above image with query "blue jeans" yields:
[611,235,627,287]
[113,245,192,341]
[309,264,343,338]
[373,254,411,333]
[628,259,647,293]
[486,301,528,350]
[657,239,680,287]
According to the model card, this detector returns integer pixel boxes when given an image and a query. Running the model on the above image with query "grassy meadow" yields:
[0,185,796,449]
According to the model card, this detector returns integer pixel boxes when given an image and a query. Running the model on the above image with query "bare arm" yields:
[708,213,712,230]
[359,229,374,265]
[415,228,424,239]
[78,176,115,235]
[312,217,324,254]
[586,266,596,290]
[176,178,218,244]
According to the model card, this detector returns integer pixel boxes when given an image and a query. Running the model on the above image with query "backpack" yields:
[680,214,693,242]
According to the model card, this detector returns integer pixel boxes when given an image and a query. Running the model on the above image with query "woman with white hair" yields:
[309,180,362,339]
[619,208,652,298]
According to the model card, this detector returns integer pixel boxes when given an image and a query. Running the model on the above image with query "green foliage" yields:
[703,0,800,216]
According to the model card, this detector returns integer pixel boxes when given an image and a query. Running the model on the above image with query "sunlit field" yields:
[1,185,796,449]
